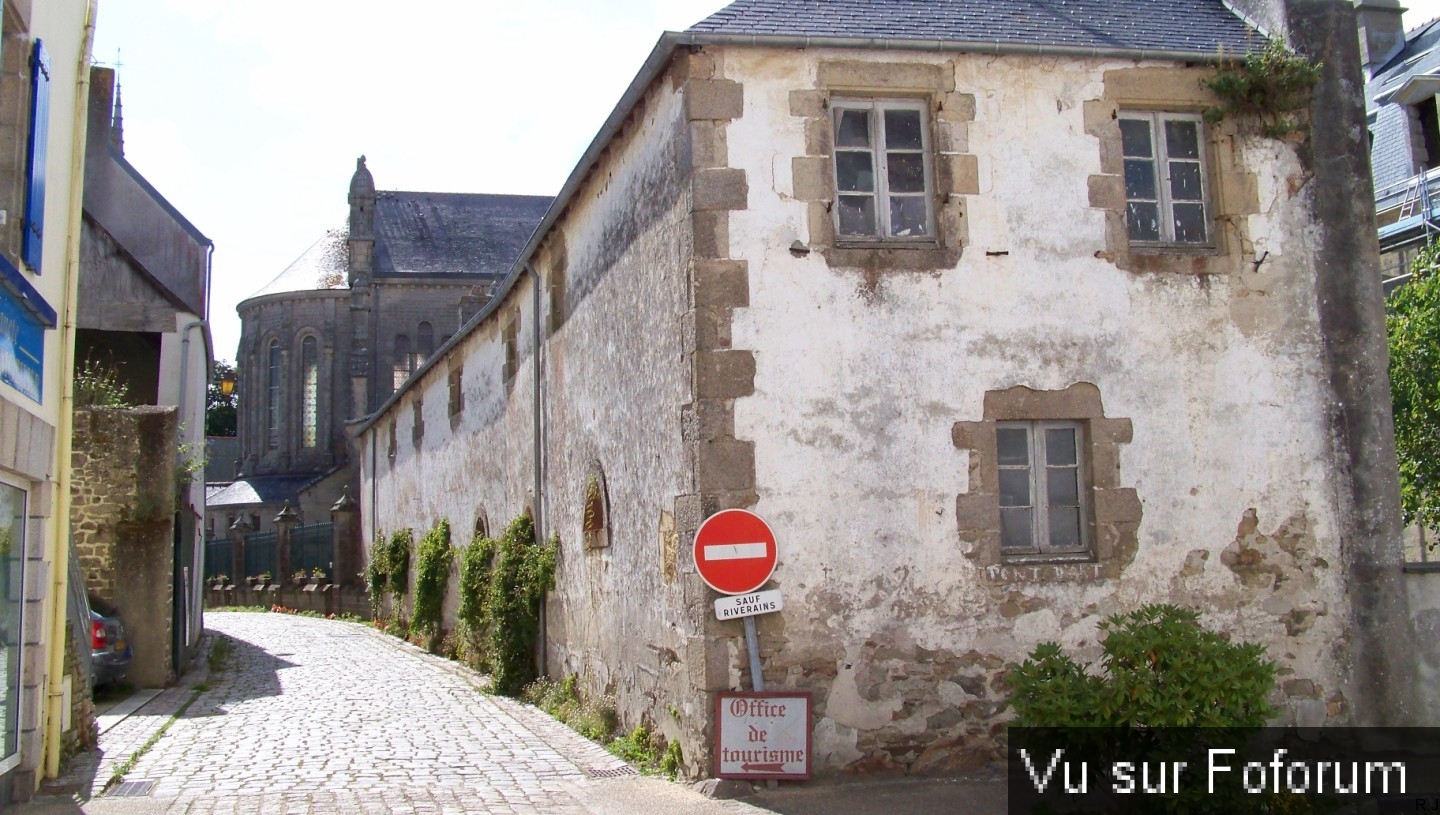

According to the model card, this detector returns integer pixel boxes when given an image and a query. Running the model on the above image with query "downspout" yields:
[45,0,98,781]
[529,264,545,678]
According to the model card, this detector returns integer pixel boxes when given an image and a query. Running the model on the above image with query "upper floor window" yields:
[300,336,318,448]
[831,99,933,241]
[266,339,281,450]
[1120,112,1209,246]
[998,421,1088,558]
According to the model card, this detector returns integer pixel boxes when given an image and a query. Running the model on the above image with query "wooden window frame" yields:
[830,97,936,244]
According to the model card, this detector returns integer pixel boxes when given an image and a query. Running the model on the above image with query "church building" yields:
[213,160,550,532]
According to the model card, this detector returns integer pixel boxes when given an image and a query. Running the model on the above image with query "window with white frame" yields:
[1120,112,1210,246]
[997,421,1089,557]
[831,99,934,240]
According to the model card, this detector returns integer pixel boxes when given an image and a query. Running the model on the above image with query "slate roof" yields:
[207,475,322,509]
[250,229,349,298]
[687,0,1260,54]
[247,192,552,299]
[1371,17,1440,107]
[373,192,552,277]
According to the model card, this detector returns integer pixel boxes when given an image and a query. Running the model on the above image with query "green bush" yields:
[385,529,413,605]
[1389,241,1440,532]
[1010,604,1276,728]
[484,516,557,696]
[412,519,455,651]
[456,530,498,671]
[1203,38,1322,138]
[364,532,388,616]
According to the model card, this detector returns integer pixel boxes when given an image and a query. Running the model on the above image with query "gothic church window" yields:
[393,334,412,390]
[418,322,434,365]
[266,339,281,450]
[301,336,318,448]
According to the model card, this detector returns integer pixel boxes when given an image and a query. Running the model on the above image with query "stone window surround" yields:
[952,383,1141,582]
[447,364,463,422]
[581,461,610,551]
[789,59,975,272]
[411,397,423,447]
[1085,67,1261,276]
[296,330,323,451]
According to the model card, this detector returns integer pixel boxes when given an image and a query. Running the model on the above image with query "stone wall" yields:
[71,406,178,687]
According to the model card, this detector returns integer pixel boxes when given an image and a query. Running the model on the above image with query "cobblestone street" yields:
[22,612,782,815]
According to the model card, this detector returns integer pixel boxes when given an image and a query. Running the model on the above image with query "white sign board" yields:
[715,692,811,780]
[714,589,783,621]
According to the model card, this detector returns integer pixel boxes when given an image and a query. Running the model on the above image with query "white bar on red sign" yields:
[703,542,768,561]
[714,589,783,620]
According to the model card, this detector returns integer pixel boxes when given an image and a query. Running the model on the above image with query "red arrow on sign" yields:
[693,509,778,595]
[741,762,787,773]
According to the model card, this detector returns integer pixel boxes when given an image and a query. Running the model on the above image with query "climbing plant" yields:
[483,516,557,696]
[384,528,413,613]
[456,530,498,670]
[364,532,389,616]
[412,519,455,651]
[1203,38,1322,139]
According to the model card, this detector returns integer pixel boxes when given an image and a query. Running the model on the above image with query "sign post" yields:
[694,509,780,692]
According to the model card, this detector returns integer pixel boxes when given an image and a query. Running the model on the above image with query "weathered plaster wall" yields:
[718,46,1353,773]
[71,407,178,688]
[360,62,703,766]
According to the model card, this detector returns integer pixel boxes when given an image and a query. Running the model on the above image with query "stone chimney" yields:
[1356,0,1408,72]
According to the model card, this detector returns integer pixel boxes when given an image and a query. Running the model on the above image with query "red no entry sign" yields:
[693,509,778,595]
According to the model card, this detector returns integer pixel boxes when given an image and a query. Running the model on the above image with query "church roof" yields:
[246,192,552,300]
[372,191,552,277]
[686,0,1259,54]
[250,229,349,299]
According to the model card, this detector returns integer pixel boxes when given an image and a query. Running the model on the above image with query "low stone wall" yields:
[202,583,371,619]
[71,406,178,688]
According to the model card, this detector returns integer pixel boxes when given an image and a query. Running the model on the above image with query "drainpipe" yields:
[45,0,98,782]
[528,264,545,679]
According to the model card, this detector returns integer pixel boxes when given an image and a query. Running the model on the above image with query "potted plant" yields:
[256,572,272,589]
[292,569,308,587]
[309,568,327,587]
[212,574,229,590]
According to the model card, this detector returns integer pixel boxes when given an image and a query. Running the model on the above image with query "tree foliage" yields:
[1389,242,1440,530]
[206,360,238,437]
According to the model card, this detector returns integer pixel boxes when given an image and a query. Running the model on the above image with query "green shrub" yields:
[385,529,413,607]
[456,531,498,670]
[484,516,557,696]
[365,532,389,616]
[1010,604,1276,728]
[412,519,455,651]
[1203,39,1322,139]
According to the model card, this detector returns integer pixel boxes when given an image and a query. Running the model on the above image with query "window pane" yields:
[1164,119,1200,159]
[883,109,923,150]
[1126,202,1161,241]
[887,152,925,193]
[1120,118,1153,157]
[835,109,871,148]
[1047,506,1083,551]
[1001,508,1034,550]
[999,469,1031,508]
[889,196,929,237]
[837,195,877,235]
[1124,159,1156,200]
[1173,202,1208,243]
[1169,161,1203,201]
[997,428,1029,466]
[1045,428,1077,466]
[835,151,875,192]
[1046,468,1080,507]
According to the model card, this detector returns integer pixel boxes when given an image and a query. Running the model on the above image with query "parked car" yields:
[88,596,132,688]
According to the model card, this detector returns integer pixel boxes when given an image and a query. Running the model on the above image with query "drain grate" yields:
[106,780,154,798]
[586,765,639,779]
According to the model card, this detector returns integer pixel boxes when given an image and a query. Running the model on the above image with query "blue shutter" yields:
[22,40,50,272]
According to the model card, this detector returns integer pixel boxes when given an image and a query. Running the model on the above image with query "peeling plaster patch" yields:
[1011,609,1061,645]
[813,717,864,768]
[827,651,905,731]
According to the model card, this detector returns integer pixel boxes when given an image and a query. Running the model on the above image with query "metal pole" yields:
[743,616,764,692]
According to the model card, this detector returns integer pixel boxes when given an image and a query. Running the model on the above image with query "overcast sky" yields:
[91,1,1440,366]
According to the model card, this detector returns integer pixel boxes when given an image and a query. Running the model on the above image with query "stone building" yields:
[358,0,1414,777]
[215,161,549,541]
